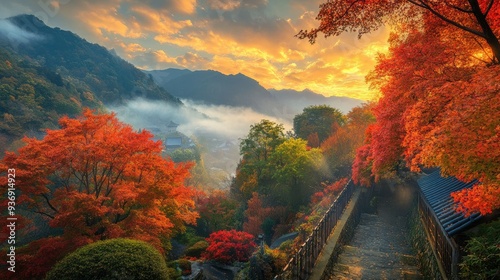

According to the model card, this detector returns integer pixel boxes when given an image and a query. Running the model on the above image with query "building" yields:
[417,169,483,279]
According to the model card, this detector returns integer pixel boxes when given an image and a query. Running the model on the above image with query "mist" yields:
[109,98,292,185]
[0,19,42,44]
[109,98,292,140]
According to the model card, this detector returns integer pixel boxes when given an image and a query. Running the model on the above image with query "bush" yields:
[45,238,169,280]
[185,240,209,258]
[167,259,192,277]
[459,220,500,280]
[177,259,192,275]
[203,230,256,264]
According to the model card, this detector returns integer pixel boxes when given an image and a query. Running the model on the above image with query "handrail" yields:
[274,179,354,280]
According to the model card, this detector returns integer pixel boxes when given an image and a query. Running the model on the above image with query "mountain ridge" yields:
[148,68,365,117]
[3,14,181,106]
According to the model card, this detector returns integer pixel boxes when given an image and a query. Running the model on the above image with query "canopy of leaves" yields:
[235,120,286,198]
[298,0,500,63]
[0,110,198,278]
[45,238,169,280]
[195,190,239,236]
[349,12,500,214]
[322,104,375,178]
[269,138,327,210]
[203,230,256,264]
[293,105,345,144]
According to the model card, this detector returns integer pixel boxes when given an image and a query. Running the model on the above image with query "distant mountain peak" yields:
[8,14,45,28]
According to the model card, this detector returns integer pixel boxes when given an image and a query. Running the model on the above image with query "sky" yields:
[0,0,390,101]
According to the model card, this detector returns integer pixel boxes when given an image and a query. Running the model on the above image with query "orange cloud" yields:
[2,0,390,101]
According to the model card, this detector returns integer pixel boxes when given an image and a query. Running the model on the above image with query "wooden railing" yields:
[274,180,354,280]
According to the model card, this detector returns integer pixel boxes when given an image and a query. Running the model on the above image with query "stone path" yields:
[328,185,423,279]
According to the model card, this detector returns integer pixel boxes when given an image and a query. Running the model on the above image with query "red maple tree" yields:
[301,1,500,215]
[0,109,198,278]
[203,230,257,263]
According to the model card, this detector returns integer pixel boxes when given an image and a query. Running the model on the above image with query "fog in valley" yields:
[109,98,293,188]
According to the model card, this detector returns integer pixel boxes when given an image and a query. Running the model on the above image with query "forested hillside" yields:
[0,14,182,155]
[0,48,102,153]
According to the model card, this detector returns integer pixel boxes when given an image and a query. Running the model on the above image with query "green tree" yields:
[235,120,286,198]
[293,105,345,144]
[168,148,200,163]
[269,138,326,210]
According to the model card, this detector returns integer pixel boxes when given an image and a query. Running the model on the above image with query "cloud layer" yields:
[109,98,292,140]
[0,19,43,44]
[0,0,390,100]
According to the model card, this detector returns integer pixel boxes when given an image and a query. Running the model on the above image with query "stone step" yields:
[335,248,418,270]
[331,263,422,280]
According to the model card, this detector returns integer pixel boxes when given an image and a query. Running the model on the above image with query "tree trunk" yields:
[469,0,500,64]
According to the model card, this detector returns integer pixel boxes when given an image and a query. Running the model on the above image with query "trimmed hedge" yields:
[185,240,209,258]
[45,238,169,280]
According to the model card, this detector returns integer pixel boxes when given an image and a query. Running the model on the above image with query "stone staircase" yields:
[328,188,423,280]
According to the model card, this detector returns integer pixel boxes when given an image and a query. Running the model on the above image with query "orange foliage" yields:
[322,103,375,178]
[349,12,500,214]
[452,183,500,216]
[243,192,273,236]
[307,132,320,148]
[298,0,500,63]
[0,109,198,278]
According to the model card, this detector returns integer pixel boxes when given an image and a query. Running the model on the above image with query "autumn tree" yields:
[0,110,197,279]
[298,0,500,64]
[202,230,257,264]
[243,192,273,236]
[321,104,375,178]
[293,105,345,144]
[195,190,239,236]
[299,0,500,214]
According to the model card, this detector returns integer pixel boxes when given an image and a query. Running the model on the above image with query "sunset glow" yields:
[0,0,390,100]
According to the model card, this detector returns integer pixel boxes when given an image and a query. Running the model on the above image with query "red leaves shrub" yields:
[202,230,256,264]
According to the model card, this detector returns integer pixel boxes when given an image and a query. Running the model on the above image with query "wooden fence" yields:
[418,193,459,279]
[274,180,354,280]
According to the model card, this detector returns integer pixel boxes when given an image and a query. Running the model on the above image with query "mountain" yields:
[148,68,364,118]
[269,88,365,115]
[0,14,182,154]
[147,69,280,115]
[2,14,180,106]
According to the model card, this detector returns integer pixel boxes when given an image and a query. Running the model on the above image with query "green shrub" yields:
[185,240,209,258]
[177,259,192,275]
[167,259,192,277]
[460,219,500,280]
[45,238,169,280]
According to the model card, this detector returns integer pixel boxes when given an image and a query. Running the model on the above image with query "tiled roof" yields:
[417,169,482,236]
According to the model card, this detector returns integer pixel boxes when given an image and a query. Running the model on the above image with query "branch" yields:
[484,0,494,17]
[406,0,486,38]
[297,0,363,41]
[34,211,54,219]
[445,2,473,13]
[472,36,494,61]
[41,193,59,214]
